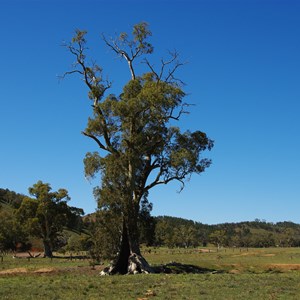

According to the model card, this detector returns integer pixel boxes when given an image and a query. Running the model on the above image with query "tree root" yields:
[100,253,154,275]
[100,259,219,275]
[127,253,154,274]
[99,253,219,276]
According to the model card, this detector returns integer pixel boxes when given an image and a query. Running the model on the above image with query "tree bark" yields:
[43,240,53,258]
[109,220,131,275]
[100,219,153,275]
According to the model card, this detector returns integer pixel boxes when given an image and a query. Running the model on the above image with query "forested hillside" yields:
[2,187,300,255]
[0,188,26,208]
[0,185,84,255]
[155,216,300,248]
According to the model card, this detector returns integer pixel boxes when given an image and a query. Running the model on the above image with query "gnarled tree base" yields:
[100,253,154,275]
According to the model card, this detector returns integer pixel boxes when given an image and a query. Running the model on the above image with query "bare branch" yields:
[82,131,108,152]
[92,105,117,153]
[167,103,191,121]
[165,62,185,83]
[159,50,179,79]
[143,50,187,85]
[62,33,116,155]
[58,70,83,82]
[138,157,160,192]
[142,58,160,81]
[144,173,186,192]
[102,34,139,80]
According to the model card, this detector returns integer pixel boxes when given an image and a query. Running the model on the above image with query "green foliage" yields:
[155,218,176,247]
[119,21,153,55]
[83,152,102,179]
[65,23,214,264]
[209,230,227,248]
[65,233,90,252]
[87,210,122,261]
[155,216,209,248]
[138,197,156,246]
[0,207,28,251]
[153,216,300,249]
[84,196,155,261]
[16,181,83,256]
[3,181,300,254]
[0,188,26,208]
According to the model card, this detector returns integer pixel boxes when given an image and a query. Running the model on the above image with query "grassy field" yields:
[1,247,300,299]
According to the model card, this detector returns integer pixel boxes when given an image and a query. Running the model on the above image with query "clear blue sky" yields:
[1,0,299,224]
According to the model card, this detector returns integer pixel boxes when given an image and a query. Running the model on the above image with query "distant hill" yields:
[0,188,26,208]
[2,187,300,249]
[155,216,300,248]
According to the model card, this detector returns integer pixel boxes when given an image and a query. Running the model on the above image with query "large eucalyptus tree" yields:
[64,22,213,274]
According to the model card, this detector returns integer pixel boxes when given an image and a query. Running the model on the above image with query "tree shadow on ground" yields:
[153,262,223,274]
[53,255,90,260]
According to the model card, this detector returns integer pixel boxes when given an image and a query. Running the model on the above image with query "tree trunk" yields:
[43,240,53,258]
[100,219,153,275]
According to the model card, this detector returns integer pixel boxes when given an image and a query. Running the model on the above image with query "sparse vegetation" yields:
[1,247,300,299]
[1,171,300,298]
[2,188,300,257]
[2,187,300,298]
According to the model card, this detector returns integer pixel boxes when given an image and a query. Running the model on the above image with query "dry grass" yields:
[1,247,300,299]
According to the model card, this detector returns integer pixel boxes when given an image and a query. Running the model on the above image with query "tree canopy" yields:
[64,22,213,274]
[16,181,83,257]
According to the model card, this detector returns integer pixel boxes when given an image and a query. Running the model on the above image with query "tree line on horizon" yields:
[1,186,300,259]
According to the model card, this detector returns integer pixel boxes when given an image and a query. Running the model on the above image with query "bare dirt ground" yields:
[0,251,104,276]
[198,248,215,253]
[0,265,104,276]
[0,268,28,275]
[0,267,57,275]
[12,252,43,258]
[269,264,300,271]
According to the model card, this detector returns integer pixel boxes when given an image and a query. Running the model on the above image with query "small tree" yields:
[173,225,199,248]
[209,230,227,249]
[155,218,176,247]
[17,181,82,257]
[64,22,213,274]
